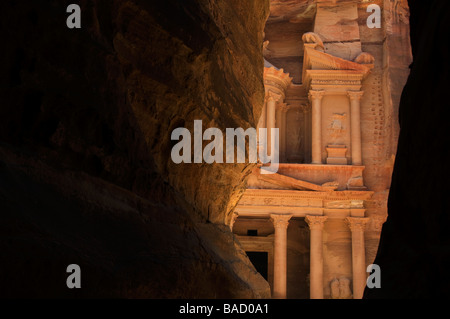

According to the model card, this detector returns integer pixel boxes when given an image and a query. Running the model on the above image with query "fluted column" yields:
[347,91,364,166]
[345,217,369,299]
[309,90,326,164]
[305,215,328,299]
[270,214,292,299]
[266,94,277,156]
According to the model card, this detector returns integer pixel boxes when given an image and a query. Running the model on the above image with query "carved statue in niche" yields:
[328,113,347,143]
[330,278,353,299]
[354,52,375,65]
[330,279,340,299]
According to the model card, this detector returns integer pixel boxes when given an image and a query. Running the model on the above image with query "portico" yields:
[233,180,373,299]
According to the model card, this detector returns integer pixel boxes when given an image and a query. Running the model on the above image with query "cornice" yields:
[241,188,374,201]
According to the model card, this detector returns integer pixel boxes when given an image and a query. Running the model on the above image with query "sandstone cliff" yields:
[365,0,450,298]
[0,0,270,298]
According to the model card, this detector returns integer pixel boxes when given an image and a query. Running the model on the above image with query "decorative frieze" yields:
[312,79,361,86]
[238,188,373,203]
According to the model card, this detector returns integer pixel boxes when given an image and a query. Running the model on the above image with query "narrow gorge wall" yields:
[0,0,270,298]
[365,0,450,298]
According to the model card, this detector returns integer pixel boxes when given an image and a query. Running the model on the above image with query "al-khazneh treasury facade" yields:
[231,0,411,299]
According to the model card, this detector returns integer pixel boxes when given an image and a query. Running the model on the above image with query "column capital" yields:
[305,215,328,230]
[308,90,326,102]
[278,103,290,113]
[270,214,292,229]
[372,216,387,232]
[300,103,310,112]
[345,217,370,232]
[265,91,282,103]
[347,91,364,101]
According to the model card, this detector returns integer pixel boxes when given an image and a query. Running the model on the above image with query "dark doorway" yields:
[246,252,268,280]
[247,229,258,236]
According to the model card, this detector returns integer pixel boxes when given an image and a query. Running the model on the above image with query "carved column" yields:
[276,106,282,160]
[305,215,328,299]
[279,104,290,163]
[345,217,369,299]
[304,106,312,163]
[270,214,292,299]
[266,94,277,156]
[263,67,292,159]
[347,91,364,166]
[257,100,267,156]
[309,90,326,164]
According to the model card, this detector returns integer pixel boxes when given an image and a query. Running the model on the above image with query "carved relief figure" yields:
[302,32,324,50]
[329,113,347,142]
[330,278,353,299]
[354,52,375,64]
[339,278,352,299]
[331,279,340,299]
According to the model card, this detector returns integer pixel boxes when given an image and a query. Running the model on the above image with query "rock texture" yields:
[0,0,270,298]
[365,0,450,298]
[264,1,315,84]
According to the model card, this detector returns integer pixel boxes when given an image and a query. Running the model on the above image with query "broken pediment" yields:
[301,32,374,90]
[256,167,338,192]
[303,46,373,72]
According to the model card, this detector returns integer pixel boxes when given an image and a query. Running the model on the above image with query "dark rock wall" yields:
[365,0,450,298]
[0,0,270,298]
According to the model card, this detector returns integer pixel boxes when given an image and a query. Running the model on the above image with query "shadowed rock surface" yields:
[364,0,450,298]
[0,0,270,298]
